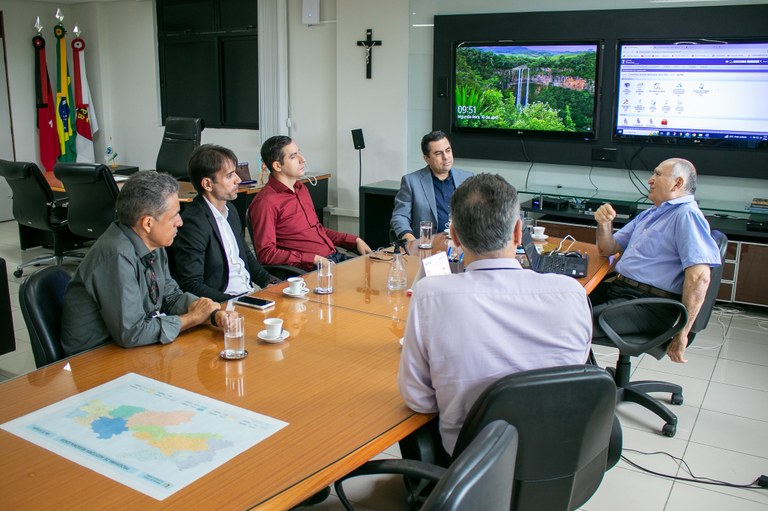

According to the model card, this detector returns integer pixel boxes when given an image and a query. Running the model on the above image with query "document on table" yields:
[1,373,287,500]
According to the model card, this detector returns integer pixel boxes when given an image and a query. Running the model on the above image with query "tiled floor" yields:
[1,219,767,510]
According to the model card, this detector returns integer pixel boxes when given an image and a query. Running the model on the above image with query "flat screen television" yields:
[613,39,768,149]
[453,41,601,139]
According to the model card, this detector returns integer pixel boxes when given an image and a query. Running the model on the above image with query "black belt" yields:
[615,274,681,300]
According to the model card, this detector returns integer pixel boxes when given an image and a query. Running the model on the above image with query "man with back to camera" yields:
[171,144,278,303]
[390,130,473,241]
[248,135,372,271]
[61,171,228,356]
[398,173,592,457]
[591,157,721,363]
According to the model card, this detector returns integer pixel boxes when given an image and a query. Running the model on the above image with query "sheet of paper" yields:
[422,251,452,277]
[1,373,287,500]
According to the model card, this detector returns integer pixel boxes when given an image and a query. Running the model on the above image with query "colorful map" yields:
[72,399,234,470]
[1,373,287,500]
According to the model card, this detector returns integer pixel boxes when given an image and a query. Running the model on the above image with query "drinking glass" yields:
[419,221,433,249]
[315,259,334,294]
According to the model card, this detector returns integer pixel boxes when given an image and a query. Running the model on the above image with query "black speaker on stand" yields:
[351,128,365,189]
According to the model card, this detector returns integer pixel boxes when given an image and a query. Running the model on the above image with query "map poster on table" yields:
[0,373,288,500]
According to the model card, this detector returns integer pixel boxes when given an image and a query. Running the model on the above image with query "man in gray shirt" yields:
[61,171,223,356]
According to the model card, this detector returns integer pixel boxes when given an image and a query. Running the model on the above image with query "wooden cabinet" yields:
[733,243,768,306]
[717,242,737,302]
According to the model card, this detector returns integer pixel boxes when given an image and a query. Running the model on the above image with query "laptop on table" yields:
[521,229,588,278]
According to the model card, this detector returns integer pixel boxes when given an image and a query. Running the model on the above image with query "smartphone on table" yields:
[234,296,275,310]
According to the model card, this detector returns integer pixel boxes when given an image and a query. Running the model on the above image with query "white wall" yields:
[287,0,338,203]
[1,0,766,225]
[334,0,409,213]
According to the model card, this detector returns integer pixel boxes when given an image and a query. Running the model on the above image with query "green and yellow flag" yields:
[54,22,76,162]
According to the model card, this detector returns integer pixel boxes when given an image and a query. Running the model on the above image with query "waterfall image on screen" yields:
[454,42,599,137]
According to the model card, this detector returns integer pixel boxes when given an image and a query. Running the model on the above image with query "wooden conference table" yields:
[0,235,613,510]
[262,234,615,318]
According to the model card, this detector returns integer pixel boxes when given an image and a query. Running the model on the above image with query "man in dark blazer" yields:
[171,144,274,302]
[390,130,473,240]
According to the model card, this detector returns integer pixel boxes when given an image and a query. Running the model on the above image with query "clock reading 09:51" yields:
[457,105,477,114]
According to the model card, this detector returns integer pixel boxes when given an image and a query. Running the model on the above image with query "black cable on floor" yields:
[621,449,767,489]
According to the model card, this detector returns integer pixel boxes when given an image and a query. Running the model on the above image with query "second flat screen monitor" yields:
[453,40,602,140]
[613,38,768,149]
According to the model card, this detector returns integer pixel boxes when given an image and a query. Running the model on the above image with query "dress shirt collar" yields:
[658,194,695,210]
[118,222,155,261]
[267,174,304,194]
[430,168,454,183]
[203,195,229,221]
[465,258,522,272]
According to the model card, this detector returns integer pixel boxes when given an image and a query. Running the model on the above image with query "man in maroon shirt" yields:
[248,136,372,271]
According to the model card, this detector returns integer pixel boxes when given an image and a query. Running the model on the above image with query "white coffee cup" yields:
[533,226,546,237]
[287,277,307,294]
[263,318,284,339]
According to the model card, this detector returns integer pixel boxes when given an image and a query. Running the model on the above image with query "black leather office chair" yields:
[19,266,71,368]
[54,162,119,240]
[594,230,728,437]
[336,420,518,511]
[337,365,620,511]
[0,258,15,356]
[155,116,204,180]
[0,159,83,277]
[244,210,307,280]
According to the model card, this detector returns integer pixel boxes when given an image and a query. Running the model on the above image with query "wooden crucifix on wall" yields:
[356,29,381,79]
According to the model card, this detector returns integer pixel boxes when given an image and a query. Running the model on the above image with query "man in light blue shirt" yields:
[592,158,721,363]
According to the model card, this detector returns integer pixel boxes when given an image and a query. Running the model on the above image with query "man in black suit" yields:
[171,144,276,302]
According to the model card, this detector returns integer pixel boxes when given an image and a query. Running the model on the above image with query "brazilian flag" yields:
[54,23,77,162]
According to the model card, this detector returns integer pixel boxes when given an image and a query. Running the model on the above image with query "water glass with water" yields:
[419,221,433,249]
[223,313,246,359]
[315,259,334,294]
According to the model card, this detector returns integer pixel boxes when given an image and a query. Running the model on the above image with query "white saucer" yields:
[257,330,290,343]
[282,288,309,298]
[531,234,549,241]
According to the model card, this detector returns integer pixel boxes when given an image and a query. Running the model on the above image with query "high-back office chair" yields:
[0,160,83,277]
[19,266,71,367]
[244,210,306,280]
[0,258,15,356]
[336,421,519,511]
[155,116,204,180]
[53,163,119,240]
[336,365,620,511]
[595,230,728,437]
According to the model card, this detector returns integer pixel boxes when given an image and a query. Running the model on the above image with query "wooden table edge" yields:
[253,412,435,510]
